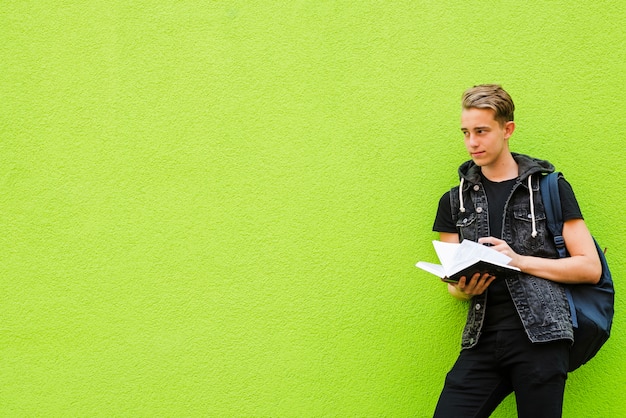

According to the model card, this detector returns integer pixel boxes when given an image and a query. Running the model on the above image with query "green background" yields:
[1,1,624,416]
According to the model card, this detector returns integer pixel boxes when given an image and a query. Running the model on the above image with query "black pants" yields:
[433,329,569,418]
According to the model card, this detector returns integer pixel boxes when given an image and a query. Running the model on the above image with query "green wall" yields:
[1,1,624,416]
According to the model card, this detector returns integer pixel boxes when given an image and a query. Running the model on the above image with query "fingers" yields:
[457,272,495,296]
[477,237,518,262]
[478,237,498,246]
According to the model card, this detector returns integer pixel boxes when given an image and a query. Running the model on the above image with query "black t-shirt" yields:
[432,174,583,331]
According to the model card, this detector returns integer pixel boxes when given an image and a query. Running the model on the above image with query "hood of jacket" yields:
[457,153,555,184]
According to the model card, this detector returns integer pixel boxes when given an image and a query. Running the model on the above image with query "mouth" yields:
[471,151,486,158]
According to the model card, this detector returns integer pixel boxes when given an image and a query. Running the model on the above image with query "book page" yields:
[456,239,512,266]
[415,261,445,278]
[432,240,461,269]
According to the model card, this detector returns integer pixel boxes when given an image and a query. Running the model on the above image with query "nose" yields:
[466,133,479,147]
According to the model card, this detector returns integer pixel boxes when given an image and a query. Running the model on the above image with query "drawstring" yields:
[528,175,538,238]
[459,178,465,213]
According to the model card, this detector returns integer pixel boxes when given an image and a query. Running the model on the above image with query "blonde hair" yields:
[462,84,515,126]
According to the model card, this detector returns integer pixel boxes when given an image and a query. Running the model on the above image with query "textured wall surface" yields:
[1,1,624,416]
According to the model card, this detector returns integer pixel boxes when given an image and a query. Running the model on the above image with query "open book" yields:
[416,240,520,283]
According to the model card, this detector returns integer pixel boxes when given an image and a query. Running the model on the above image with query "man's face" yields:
[460,108,514,168]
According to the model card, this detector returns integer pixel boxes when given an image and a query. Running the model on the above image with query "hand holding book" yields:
[416,239,520,283]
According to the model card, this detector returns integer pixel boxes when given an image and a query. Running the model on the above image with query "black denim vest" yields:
[450,154,573,349]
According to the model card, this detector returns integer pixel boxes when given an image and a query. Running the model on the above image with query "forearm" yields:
[516,253,601,284]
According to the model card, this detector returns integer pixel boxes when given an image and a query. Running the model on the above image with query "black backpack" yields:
[540,172,615,371]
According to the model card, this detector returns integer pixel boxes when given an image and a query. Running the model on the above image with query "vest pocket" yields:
[513,207,546,251]
[456,212,477,242]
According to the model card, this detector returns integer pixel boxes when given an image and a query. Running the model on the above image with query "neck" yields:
[481,152,518,182]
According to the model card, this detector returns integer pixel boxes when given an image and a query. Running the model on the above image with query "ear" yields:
[504,121,515,139]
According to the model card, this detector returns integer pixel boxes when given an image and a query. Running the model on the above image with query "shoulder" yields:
[554,173,577,199]
[559,175,583,220]
[548,173,583,220]
[433,189,457,233]
[436,190,453,216]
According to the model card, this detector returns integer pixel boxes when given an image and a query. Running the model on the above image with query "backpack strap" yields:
[540,172,568,258]
[540,172,578,327]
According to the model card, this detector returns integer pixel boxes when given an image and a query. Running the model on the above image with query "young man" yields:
[432,84,601,417]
